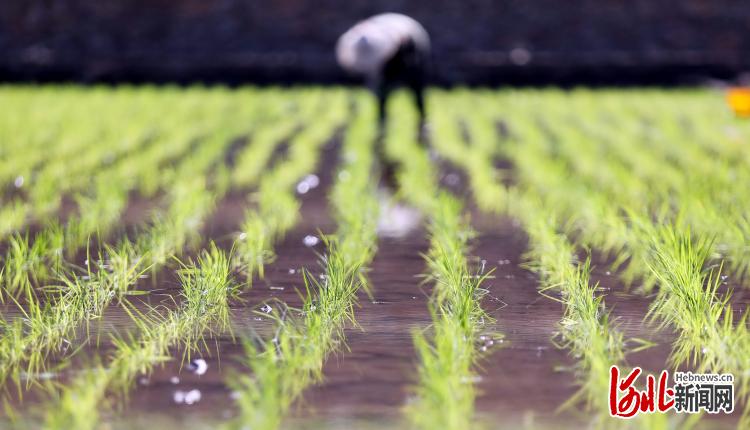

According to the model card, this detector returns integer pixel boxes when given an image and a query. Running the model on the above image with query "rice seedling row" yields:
[232,89,347,281]
[1,86,748,430]
[44,244,236,430]
[0,121,234,390]
[384,93,498,429]
[0,88,199,236]
[29,89,345,429]
[500,93,750,427]
[228,91,377,430]
[441,89,749,428]
[0,87,308,391]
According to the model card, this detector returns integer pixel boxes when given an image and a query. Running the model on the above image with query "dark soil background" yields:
[2,1,750,86]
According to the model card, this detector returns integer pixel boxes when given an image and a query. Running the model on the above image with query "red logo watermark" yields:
[608,365,734,418]
[609,366,674,418]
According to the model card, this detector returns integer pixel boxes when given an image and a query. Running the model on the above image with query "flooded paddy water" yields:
[13,156,737,429]
[1,145,745,430]
[90,202,741,429]
[2,88,749,430]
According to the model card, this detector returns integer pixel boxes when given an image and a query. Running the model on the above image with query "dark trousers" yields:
[370,40,427,128]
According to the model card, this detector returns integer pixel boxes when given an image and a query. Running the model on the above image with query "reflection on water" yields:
[376,188,422,238]
[3,145,746,429]
[3,216,742,429]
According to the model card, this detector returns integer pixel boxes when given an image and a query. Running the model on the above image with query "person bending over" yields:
[336,13,430,128]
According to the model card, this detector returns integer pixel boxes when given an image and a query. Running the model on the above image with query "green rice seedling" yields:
[407,194,492,430]
[382,93,438,210]
[643,225,750,425]
[380,92,496,429]
[475,93,668,292]
[429,90,508,213]
[0,88,240,304]
[228,93,378,430]
[427,90,692,429]
[229,91,330,279]
[502,131,650,288]
[34,88,332,426]
[1,147,215,383]
[328,103,379,264]
[233,91,347,281]
[43,364,109,430]
[1,234,43,301]
[123,90,233,197]
[0,85,254,239]
[117,95,257,268]
[44,244,235,430]
[453,89,750,427]
[645,227,725,367]
[0,87,267,391]
[500,91,746,416]
[515,196,624,419]
[230,336,294,430]
[423,195,486,335]
[0,99,235,387]
[0,201,29,240]
[231,90,325,188]
[137,177,217,268]
[229,240,370,430]
[63,180,129,258]
[0,239,150,389]
[517,90,750,290]
[10,110,141,221]
[488,194,673,430]
[1,226,63,301]
[235,191,298,280]
[8,86,750,429]
[111,244,237,380]
[0,87,70,185]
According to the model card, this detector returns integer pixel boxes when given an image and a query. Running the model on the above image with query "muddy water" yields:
[264,211,582,430]
[290,231,431,427]
[2,142,747,429]
[107,138,344,424]
[104,204,742,430]
[470,218,582,429]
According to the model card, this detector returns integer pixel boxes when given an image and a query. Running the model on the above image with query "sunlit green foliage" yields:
[45,244,235,430]
[385,93,496,430]
[1,86,748,430]
[435,88,750,428]
[229,92,378,430]
[233,89,348,281]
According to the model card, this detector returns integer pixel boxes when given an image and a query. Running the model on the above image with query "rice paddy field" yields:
[1,85,749,430]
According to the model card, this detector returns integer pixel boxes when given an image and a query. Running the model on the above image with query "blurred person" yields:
[336,13,430,131]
